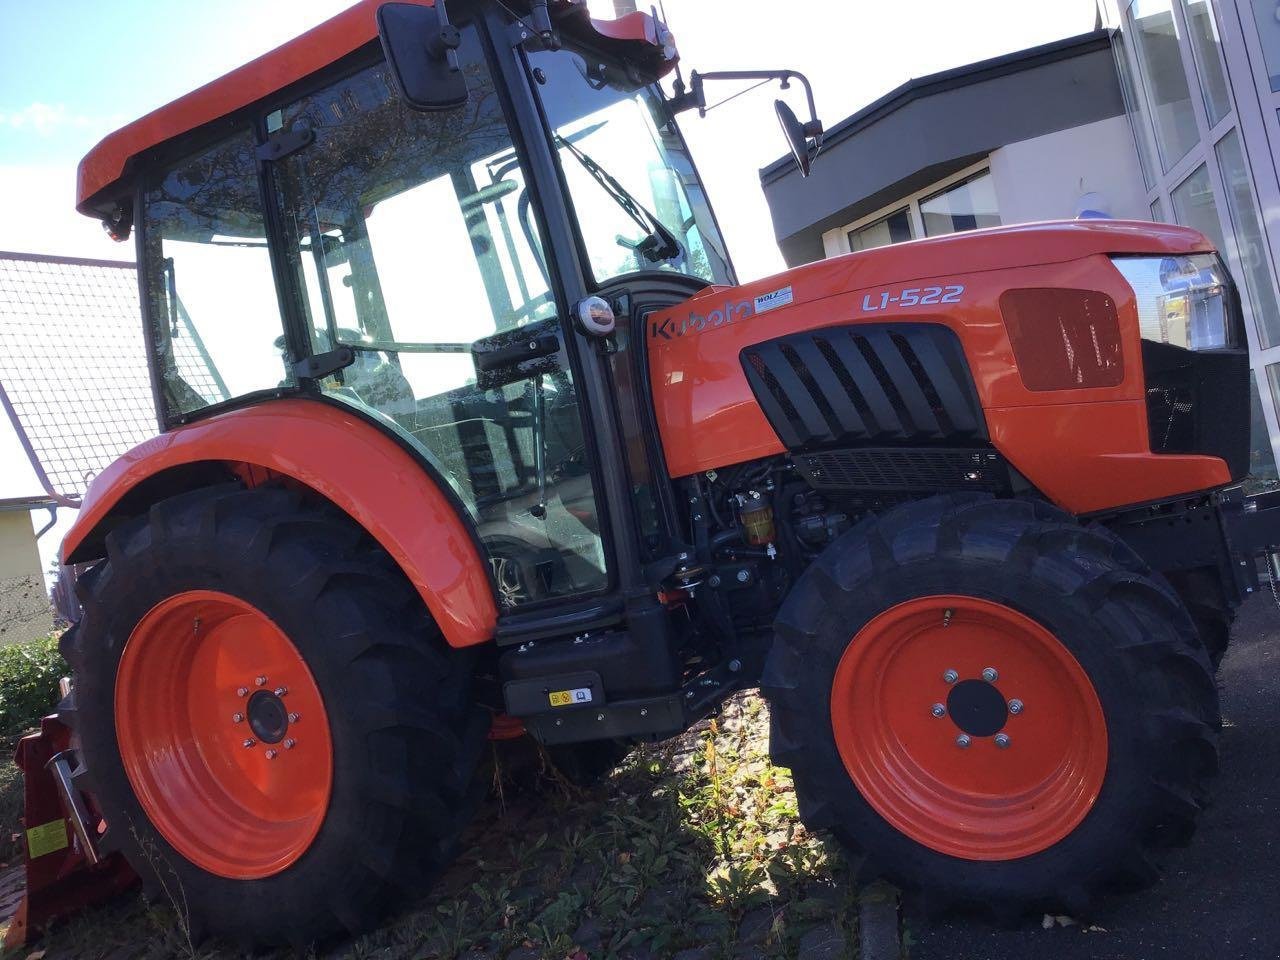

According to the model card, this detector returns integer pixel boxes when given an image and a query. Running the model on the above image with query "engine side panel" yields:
[61,397,498,648]
[648,222,1231,515]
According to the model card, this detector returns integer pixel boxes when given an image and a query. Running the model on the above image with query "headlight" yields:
[1110,254,1241,351]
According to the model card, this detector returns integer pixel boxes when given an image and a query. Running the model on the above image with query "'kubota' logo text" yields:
[651,299,754,340]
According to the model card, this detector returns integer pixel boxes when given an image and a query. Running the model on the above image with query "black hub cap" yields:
[947,679,1008,737]
[247,690,289,744]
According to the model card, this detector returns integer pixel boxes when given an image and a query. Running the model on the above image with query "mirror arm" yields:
[529,0,560,50]
[669,69,823,135]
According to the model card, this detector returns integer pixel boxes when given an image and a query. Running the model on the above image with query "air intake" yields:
[740,323,986,450]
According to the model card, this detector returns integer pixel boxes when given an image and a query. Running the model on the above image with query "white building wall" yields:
[988,115,1150,225]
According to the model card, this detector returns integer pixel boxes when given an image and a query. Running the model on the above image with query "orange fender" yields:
[61,398,497,648]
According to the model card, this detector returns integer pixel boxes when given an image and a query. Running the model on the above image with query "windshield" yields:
[528,45,733,287]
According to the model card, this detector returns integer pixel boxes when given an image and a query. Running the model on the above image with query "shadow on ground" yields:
[908,593,1280,960]
[11,695,860,960]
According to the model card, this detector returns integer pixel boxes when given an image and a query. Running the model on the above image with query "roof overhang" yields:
[759,29,1122,266]
[77,0,678,218]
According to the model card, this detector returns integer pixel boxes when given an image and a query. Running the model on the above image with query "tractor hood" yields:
[646,218,1226,505]
[667,219,1213,334]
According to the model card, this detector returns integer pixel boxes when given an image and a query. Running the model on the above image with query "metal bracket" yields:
[293,346,356,381]
[46,752,99,866]
[257,126,315,162]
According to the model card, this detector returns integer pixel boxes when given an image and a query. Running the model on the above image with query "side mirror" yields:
[776,100,819,178]
[377,1,469,111]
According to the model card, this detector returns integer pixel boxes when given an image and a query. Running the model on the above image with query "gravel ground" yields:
[908,592,1280,960]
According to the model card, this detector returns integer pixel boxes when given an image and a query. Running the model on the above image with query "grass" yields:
[3,693,861,960]
[0,632,67,867]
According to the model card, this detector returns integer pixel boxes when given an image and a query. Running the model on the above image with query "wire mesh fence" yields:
[0,252,157,506]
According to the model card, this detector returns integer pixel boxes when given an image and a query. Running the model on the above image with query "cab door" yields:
[267,23,609,609]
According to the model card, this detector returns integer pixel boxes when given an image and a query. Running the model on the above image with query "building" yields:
[0,251,161,636]
[761,2,1280,483]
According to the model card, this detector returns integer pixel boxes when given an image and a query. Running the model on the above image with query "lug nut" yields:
[995,733,1011,749]
[943,669,959,684]
[236,687,249,697]
[1008,699,1024,715]
[274,687,288,697]
[242,738,256,749]
[284,738,296,750]
[287,712,301,723]
[232,713,244,724]
[930,703,946,718]
[255,676,267,687]
[265,749,278,760]
[982,667,999,683]
[955,734,971,749]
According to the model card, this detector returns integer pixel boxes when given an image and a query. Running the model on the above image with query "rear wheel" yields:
[62,484,484,948]
[763,494,1219,917]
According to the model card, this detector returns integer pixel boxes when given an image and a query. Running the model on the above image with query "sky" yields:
[0,0,1098,571]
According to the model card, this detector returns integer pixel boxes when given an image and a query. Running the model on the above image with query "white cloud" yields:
[0,103,100,137]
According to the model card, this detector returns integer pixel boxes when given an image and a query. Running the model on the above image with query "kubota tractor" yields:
[14,0,1280,948]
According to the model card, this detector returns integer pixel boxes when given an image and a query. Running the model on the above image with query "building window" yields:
[919,171,1001,237]
[1215,128,1280,347]
[1115,29,1160,188]
[1182,0,1232,127]
[1170,163,1226,249]
[848,206,914,252]
[1249,0,1280,92]
[1250,374,1279,485]
[1128,0,1201,171]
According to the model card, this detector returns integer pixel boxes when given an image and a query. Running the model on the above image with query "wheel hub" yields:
[945,678,1009,738]
[247,689,289,744]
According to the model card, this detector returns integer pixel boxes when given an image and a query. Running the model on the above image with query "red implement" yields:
[3,713,136,947]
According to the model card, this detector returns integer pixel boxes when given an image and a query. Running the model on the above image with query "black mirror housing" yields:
[776,100,817,178]
[377,2,470,111]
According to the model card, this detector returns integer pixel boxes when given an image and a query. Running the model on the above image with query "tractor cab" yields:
[84,0,785,616]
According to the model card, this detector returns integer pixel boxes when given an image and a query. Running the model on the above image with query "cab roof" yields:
[76,0,676,218]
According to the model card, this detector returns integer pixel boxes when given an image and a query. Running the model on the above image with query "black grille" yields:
[740,323,985,450]
[1142,340,1249,480]
[795,448,1007,493]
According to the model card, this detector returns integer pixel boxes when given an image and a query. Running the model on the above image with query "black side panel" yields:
[740,323,987,450]
[1142,340,1249,480]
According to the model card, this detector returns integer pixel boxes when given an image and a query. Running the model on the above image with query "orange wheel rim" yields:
[115,590,333,879]
[831,595,1107,861]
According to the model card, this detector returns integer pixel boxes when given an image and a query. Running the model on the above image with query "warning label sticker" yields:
[549,687,594,708]
[26,819,68,859]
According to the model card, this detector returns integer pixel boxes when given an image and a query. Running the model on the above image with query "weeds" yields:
[2,693,856,959]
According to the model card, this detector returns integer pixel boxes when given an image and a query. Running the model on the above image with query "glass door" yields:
[269,28,609,608]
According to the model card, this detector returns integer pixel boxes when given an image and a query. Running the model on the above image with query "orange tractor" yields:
[12,0,1280,948]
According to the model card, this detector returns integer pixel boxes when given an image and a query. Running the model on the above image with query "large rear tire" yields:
[62,484,485,948]
[762,494,1219,918]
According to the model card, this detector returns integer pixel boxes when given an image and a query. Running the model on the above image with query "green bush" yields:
[0,633,67,739]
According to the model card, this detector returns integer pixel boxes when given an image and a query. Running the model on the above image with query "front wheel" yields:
[762,495,1219,917]
[62,484,484,948]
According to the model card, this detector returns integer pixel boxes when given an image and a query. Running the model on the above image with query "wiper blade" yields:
[554,134,682,264]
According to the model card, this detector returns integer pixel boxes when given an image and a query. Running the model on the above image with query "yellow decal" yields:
[26,819,68,859]
[548,687,593,708]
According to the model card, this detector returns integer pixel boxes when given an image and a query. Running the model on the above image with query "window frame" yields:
[134,116,305,431]
[821,159,995,258]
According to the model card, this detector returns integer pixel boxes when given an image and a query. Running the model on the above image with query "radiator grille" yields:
[740,323,985,450]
